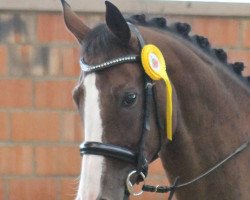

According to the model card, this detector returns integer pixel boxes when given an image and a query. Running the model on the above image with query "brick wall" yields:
[0,10,249,200]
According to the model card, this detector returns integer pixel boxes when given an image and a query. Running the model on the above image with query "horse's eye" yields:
[122,92,137,107]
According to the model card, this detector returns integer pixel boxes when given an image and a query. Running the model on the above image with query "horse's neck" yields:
[154,31,250,199]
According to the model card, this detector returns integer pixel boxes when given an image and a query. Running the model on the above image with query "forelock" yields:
[82,24,133,59]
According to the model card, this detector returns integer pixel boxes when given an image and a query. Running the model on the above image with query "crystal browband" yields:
[80,55,140,72]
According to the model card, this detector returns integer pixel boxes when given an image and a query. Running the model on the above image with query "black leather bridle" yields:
[79,22,162,187]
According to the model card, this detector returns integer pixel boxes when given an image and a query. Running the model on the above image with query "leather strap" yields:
[127,22,146,48]
[136,77,153,180]
[80,141,137,164]
[80,55,140,72]
[142,141,250,196]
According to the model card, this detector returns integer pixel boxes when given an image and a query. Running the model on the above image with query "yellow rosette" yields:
[141,44,173,141]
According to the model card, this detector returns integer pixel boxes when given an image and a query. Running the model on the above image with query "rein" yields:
[78,22,250,199]
[141,141,249,199]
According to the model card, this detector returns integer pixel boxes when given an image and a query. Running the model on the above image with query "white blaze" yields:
[76,74,104,200]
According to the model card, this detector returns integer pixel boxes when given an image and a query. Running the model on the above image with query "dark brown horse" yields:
[60,1,250,199]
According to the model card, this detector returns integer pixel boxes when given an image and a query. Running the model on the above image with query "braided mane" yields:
[127,14,250,85]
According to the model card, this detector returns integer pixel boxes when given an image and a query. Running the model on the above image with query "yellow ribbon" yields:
[141,44,173,141]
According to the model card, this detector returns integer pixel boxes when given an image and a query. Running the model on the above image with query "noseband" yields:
[79,22,162,190]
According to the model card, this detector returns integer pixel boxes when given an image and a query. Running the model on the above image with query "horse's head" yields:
[61,1,175,199]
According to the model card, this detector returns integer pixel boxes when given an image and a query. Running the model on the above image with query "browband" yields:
[80,55,140,72]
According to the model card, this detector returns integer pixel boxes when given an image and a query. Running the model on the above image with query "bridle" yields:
[78,22,250,199]
[79,22,163,194]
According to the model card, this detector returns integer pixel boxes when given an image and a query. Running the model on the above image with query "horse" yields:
[60,1,250,199]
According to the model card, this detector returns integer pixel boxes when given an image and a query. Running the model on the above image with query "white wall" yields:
[0,0,250,16]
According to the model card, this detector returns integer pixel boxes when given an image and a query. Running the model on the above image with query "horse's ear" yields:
[105,1,131,45]
[61,0,90,43]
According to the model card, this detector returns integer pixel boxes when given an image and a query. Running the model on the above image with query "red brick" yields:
[9,45,36,76]
[0,46,8,75]
[35,146,81,175]
[62,112,83,142]
[0,146,33,175]
[9,178,57,200]
[245,67,250,76]
[62,47,81,76]
[242,20,250,48]
[11,112,60,141]
[79,14,104,28]
[60,178,78,200]
[35,80,76,109]
[37,14,76,43]
[148,158,166,175]
[48,47,62,76]
[0,112,9,140]
[0,79,33,108]
[192,18,240,47]
[227,50,250,76]
[0,180,4,200]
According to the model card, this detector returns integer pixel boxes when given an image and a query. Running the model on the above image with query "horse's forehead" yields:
[94,63,143,88]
